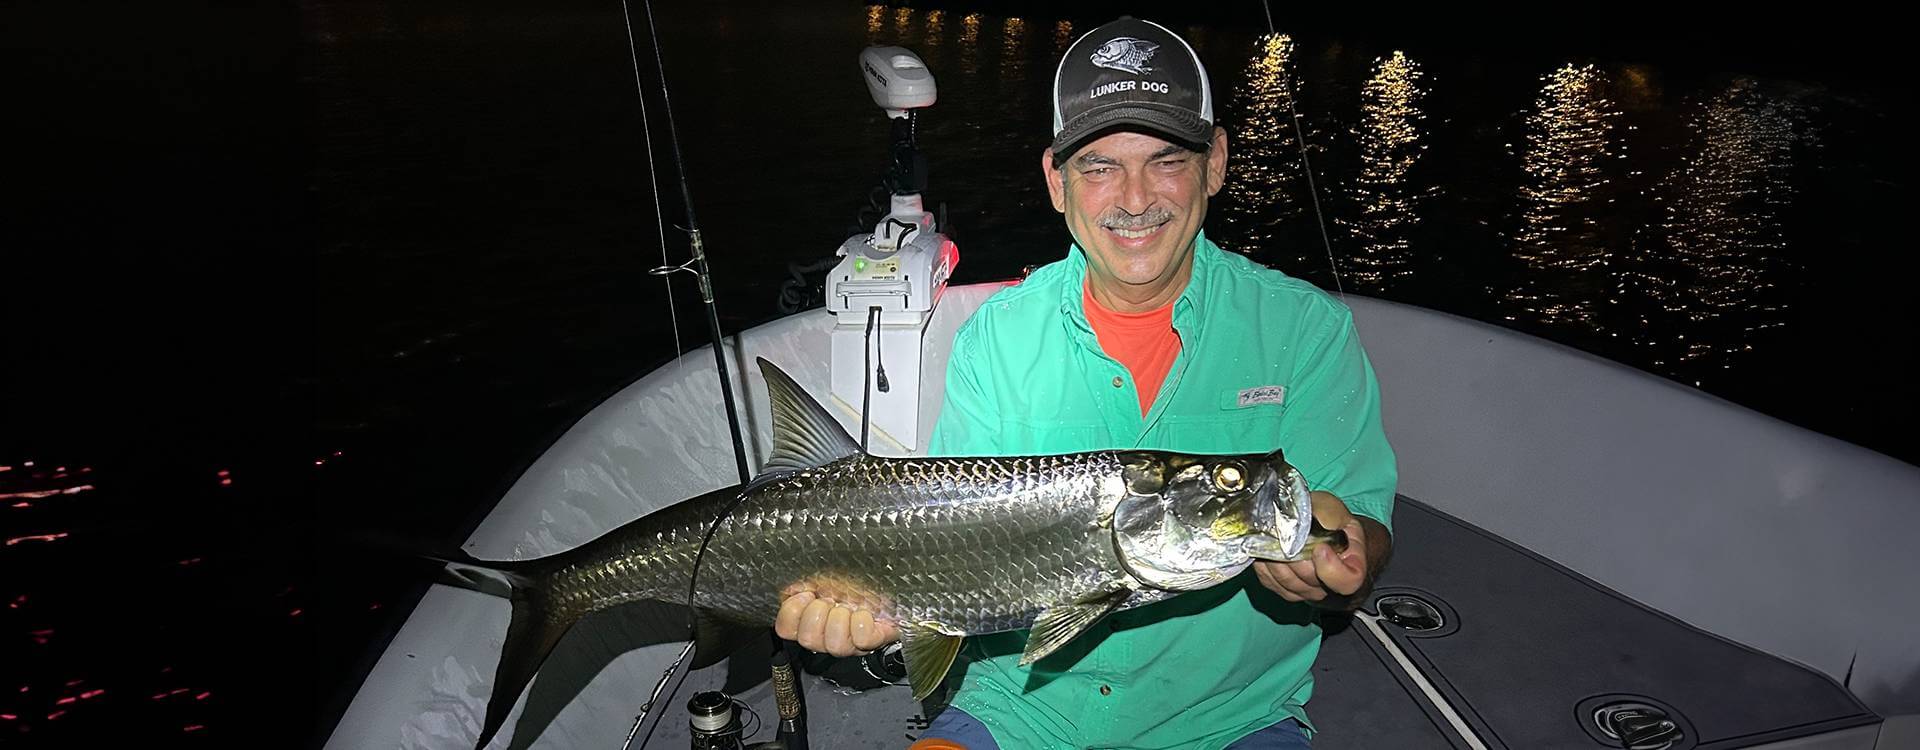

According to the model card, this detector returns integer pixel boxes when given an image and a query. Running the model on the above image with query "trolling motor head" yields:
[859,46,934,201]
[859,46,937,118]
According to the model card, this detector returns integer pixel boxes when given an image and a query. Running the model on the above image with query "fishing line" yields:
[617,0,682,359]
[1249,8,1346,298]
[1276,37,1345,298]
[622,482,761,750]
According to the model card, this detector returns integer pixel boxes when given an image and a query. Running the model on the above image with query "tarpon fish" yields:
[443,358,1341,748]
[1089,36,1159,74]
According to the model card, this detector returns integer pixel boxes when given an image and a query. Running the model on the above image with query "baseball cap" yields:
[1050,17,1214,161]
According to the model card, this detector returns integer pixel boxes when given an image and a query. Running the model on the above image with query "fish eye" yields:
[1212,463,1246,493]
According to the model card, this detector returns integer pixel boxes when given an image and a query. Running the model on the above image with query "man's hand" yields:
[774,592,900,657]
[1253,491,1385,609]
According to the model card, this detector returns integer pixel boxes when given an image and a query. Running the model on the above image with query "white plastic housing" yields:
[825,229,956,323]
[859,46,937,116]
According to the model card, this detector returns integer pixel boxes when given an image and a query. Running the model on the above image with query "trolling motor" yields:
[825,46,959,454]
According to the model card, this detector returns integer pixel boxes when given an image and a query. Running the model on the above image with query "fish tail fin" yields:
[422,551,571,750]
[426,550,537,600]
[474,582,570,749]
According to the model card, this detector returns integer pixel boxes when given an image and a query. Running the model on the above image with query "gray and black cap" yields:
[1050,17,1214,161]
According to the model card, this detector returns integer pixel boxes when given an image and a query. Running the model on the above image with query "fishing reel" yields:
[684,647,813,750]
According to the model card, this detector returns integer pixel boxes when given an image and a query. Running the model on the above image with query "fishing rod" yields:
[629,0,753,487]
[610,0,772,747]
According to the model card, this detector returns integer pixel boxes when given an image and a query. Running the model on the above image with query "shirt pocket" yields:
[1156,391,1287,453]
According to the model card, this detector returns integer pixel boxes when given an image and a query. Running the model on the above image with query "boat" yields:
[324,41,1920,750]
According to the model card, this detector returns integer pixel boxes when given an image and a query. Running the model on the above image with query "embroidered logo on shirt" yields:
[1236,385,1286,408]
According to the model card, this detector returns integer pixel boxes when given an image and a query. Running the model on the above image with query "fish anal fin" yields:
[1020,587,1133,667]
[755,358,862,474]
[899,622,965,702]
[690,610,761,671]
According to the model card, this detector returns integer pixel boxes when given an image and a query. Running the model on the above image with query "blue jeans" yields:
[917,708,1311,749]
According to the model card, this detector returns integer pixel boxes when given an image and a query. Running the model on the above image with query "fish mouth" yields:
[1244,465,1314,562]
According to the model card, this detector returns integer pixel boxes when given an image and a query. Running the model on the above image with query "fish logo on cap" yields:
[1090,37,1159,75]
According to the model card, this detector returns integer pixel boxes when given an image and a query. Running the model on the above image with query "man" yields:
[778,17,1396,749]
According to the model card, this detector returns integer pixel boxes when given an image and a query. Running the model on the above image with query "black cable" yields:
[775,257,842,314]
[861,306,880,452]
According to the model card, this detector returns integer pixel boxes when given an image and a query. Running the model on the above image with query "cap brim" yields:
[1050,101,1212,160]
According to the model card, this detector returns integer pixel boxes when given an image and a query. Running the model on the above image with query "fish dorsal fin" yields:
[899,622,966,702]
[756,358,862,473]
[1020,586,1133,667]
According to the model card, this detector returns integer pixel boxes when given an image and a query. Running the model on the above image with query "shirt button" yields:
[1099,684,1112,695]
[1110,376,1124,388]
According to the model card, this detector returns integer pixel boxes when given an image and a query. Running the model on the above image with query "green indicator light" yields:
[855,259,866,272]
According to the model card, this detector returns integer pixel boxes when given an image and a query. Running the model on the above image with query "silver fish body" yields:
[550,452,1165,641]
[447,359,1328,749]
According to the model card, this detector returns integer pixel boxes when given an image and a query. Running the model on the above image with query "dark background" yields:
[2,1,1910,745]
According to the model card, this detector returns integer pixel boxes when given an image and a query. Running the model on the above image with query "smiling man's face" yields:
[1044,127,1228,312]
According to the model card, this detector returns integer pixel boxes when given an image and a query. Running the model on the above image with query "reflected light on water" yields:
[924,10,944,50]
[1338,51,1431,290]
[0,485,95,500]
[1628,78,1802,370]
[893,6,912,38]
[1053,20,1073,56]
[865,5,884,43]
[6,533,70,546]
[959,13,982,73]
[1000,18,1028,81]
[1506,64,1624,329]
[1221,34,1307,255]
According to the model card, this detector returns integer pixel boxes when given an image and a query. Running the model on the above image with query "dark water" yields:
[3,0,1913,744]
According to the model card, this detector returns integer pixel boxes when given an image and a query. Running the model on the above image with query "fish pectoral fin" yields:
[1143,570,1233,591]
[755,357,862,473]
[1019,587,1133,667]
[689,610,760,671]
[899,622,965,702]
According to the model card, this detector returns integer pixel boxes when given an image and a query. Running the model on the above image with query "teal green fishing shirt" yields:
[928,232,1397,750]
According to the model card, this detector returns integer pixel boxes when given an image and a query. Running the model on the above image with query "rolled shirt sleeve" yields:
[1279,307,1397,533]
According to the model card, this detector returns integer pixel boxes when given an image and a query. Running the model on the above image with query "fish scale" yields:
[442,358,1323,750]
[640,453,1124,630]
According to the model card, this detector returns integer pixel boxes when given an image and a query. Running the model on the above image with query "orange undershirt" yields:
[1083,282,1182,416]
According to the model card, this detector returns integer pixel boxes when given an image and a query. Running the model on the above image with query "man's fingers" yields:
[824,604,855,656]
[774,592,814,640]
[1316,521,1369,595]
[796,597,834,651]
[850,609,897,652]
[1255,561,1324,602]
[1253,564,1299,601]
[1285,557,1324,592]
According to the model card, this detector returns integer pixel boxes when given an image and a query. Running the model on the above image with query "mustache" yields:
[1099,206,1175,230]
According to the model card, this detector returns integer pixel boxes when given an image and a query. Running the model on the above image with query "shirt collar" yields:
[1060,230,1222,339]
